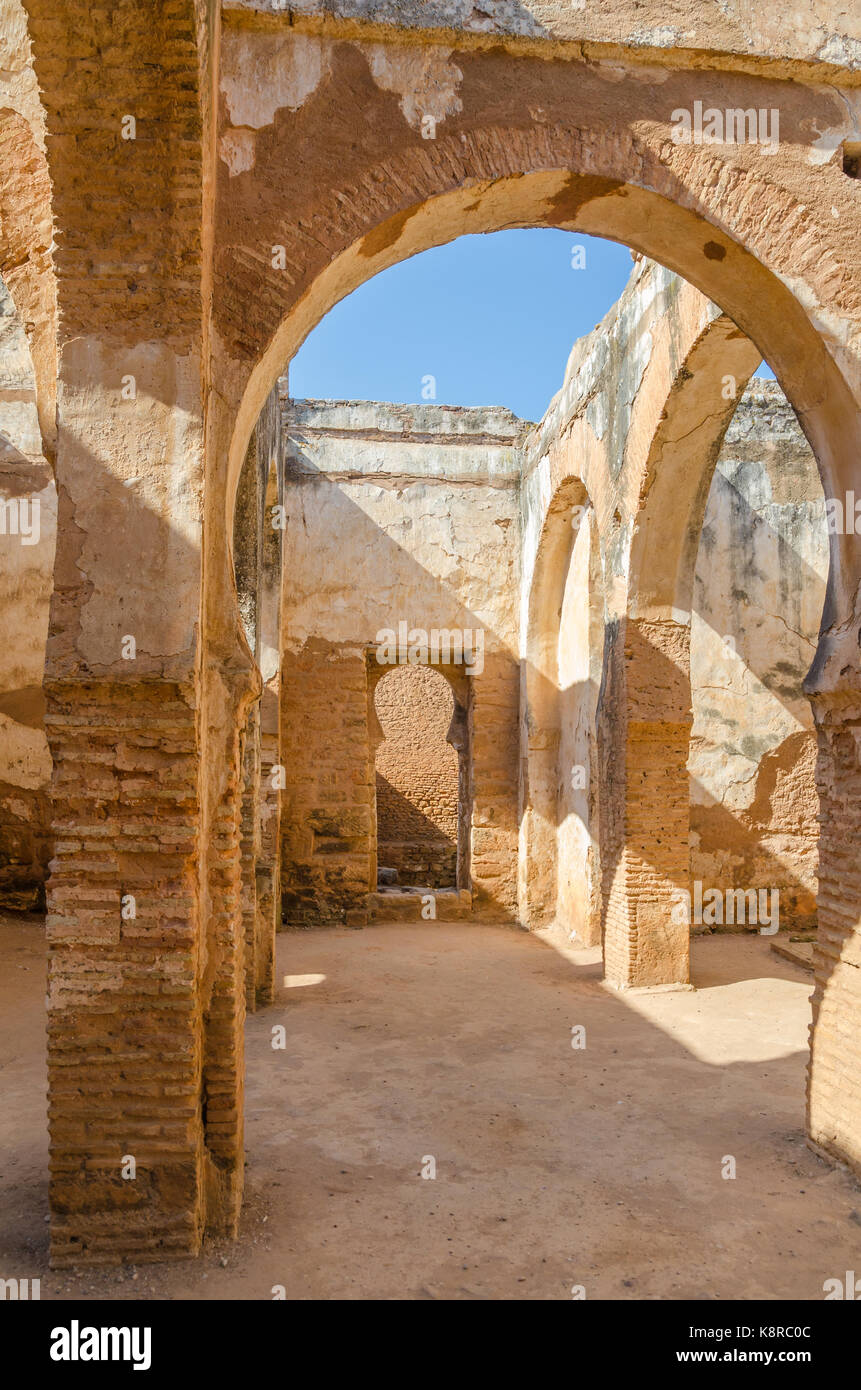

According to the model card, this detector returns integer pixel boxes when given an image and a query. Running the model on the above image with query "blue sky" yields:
[290,230,768,421]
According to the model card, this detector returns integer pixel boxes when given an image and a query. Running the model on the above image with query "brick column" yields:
[200,692,251,1239]
[807,689,861,1175]
[45,343,208,1265]
[601,618,692,990]
[471,651,520,920]
[281,648,374,927]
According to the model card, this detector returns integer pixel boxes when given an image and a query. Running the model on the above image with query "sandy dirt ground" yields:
[1,914,859,1300]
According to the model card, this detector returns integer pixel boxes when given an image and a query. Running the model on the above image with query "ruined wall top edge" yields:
[222,0,861,71]
[282,398,531,439]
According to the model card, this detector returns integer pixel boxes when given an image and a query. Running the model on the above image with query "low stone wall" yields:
[377,839,458,888]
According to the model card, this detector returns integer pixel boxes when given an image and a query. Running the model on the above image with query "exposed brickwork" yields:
[24,0,206,344]
[200,726,247,1240]
[281,649,374,927]
[239,703,261,1010]
[375,664,458,889]
[44,680,204,1264]
[808,701,861,1175]
[279,399,520,923]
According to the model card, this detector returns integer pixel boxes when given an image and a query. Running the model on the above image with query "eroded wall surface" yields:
[519,257,721,954]
[233,387,283,1007]
[519,259,827,946]
[375,663,459,887]
[278,315,826,947]
[690,381,826,928]
[0,275,56,908]
[279,397,525,925]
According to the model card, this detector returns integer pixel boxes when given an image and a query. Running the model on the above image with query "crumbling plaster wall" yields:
[690,380,826,928]
[520,258,825,941]
[279,396,526,925]
[222,0,860,71]
[233,387,283,1007]
[211,0,861,1173]
[0,0,56,462]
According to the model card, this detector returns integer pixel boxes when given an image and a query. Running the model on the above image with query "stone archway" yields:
[211,39,860,1018]
[17,0,859,1262]
[192,143,861,1248]
[520,478,602,944]
[688,379,827,936]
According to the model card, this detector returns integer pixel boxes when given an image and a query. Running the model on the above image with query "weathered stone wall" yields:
[375,663,459,888]
[690,380,826,929]
[518,256,737,960]
[519,259,827,949]
[279,397,525,925]
[275,266,827,942]
[233,389,283,1007]
[0,0,56,464]
[222,0,860,70]
[0,274,56,909]
[209,1,861,1192]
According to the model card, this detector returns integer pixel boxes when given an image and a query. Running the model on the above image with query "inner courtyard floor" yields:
[1,915,859,1300]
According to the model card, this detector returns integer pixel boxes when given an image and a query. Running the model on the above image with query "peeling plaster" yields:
[805,88,861,165]
[219,33,332,174]
[362,43,463,131]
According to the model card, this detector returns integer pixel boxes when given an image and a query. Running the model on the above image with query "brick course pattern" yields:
[375,664,458,888]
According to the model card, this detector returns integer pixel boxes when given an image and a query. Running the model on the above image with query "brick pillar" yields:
[281,649,373,927]
[807,692,861,1174]
[601,618,692,990]
[46,679,203,1264]
[45,343,208,1265]
[200,691,250,1239]
[471,651,520,920]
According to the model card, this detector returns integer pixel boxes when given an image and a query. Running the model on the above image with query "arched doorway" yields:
[520,481,602,943]
[33,9,860,1261]
[373,664,462,892]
